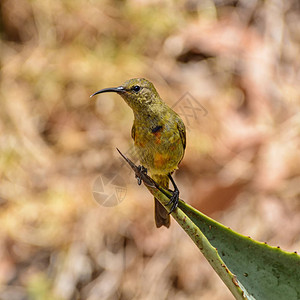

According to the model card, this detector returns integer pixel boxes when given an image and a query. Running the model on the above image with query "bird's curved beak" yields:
[90,86,125,98]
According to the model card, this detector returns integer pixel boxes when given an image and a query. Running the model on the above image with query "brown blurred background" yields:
[1,0,300,299]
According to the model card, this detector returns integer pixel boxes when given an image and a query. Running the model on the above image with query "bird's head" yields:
[90,78,161,111]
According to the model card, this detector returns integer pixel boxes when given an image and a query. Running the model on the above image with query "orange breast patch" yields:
[152,125,163,145]
[154,153,169,168]
[154,131,162,144]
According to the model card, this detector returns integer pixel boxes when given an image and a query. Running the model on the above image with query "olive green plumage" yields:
[91,78,186,228]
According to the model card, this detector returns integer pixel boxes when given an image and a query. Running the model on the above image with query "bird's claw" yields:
[167,189,179,214]
[135,165,147,185]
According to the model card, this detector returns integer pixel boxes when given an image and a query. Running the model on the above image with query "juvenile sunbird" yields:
[91,78,186,228]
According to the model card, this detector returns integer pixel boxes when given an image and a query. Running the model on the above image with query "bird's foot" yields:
[166,173,180,214]
[167,189,179,214]
[135,165,147,185]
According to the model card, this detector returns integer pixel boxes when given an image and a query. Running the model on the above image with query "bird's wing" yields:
[177,118,186,150]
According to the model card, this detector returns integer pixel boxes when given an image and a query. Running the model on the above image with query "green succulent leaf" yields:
[147,182,300,300]
[178,201,300,300]
[118,150,300,300]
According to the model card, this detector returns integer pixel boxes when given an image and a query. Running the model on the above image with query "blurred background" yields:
[1,0,300,299]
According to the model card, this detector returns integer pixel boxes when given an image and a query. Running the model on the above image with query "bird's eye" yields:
[132,85,141,92]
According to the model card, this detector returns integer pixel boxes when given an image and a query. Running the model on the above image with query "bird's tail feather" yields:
[153,174,170,228]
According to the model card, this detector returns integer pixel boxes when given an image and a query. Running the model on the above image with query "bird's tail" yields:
[152,174,170,228]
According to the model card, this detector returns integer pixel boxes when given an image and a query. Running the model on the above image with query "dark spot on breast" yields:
[151,125,163,133]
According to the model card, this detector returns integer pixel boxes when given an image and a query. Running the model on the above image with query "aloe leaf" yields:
[146,182,300,299]
[148,184,246,299]
[118,150,300,299]
[178,200,300,300]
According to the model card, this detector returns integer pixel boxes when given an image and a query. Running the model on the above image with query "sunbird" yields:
[91,78,186,228]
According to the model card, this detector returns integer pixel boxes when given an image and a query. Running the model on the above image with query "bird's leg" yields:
[167,173,179,213]
[135,165,147,185]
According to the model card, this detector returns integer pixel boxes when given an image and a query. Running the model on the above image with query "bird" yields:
[91,78,186,228]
